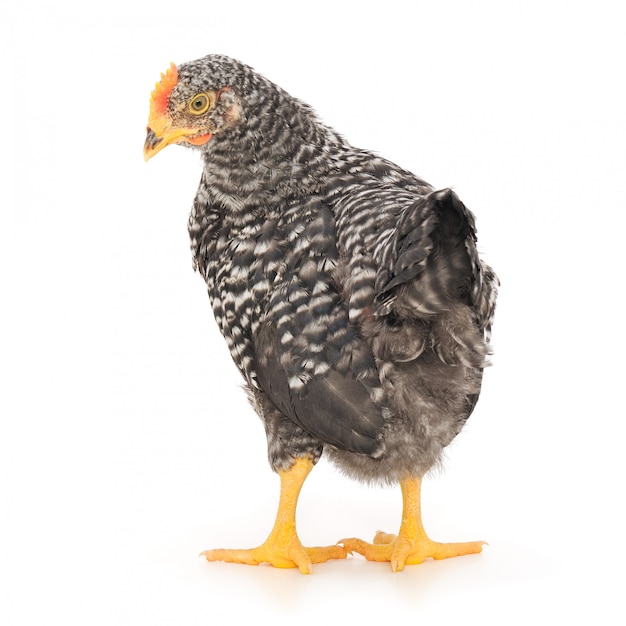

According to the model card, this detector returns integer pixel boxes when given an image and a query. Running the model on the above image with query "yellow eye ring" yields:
[188,92,215,115]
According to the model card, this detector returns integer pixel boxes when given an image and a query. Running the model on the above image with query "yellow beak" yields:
[144,124,214,161]
[144,125,188,161]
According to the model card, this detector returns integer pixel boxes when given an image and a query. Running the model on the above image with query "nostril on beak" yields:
[144,127,163,160]
[145,127,160,150]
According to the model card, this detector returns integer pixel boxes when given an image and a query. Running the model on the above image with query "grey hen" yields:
[144,55,498,573]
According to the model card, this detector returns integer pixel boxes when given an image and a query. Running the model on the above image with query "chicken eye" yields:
[188,93,214,115]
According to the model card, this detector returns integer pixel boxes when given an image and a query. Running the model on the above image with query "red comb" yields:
[150,62,178,118]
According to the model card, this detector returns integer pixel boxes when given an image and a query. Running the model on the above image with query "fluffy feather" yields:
[147,54,499,485]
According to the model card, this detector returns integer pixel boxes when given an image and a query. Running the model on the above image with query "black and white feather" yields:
[180,55,498,482]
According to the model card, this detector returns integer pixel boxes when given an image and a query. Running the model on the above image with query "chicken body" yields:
[145,55,498,572]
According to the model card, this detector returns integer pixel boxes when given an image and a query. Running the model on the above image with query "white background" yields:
[2,1,625,623]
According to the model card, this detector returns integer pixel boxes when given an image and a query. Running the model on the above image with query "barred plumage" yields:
[148,53,500,480]
[145,54,498,572]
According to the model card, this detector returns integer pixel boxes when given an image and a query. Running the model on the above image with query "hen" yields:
[144,55,498,573]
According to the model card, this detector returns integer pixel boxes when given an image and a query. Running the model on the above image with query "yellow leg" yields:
[341,476,485,572]
[201,457,347,574]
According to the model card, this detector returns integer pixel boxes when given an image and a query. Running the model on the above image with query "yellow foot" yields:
[341,531,485,572]
[201,540,347,574]
[200,458,347,574]
[341,476,485,571]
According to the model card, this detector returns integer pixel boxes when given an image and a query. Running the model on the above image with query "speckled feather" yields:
[175,55,498,483]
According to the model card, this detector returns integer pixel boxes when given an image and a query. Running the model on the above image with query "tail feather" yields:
[375,188,476,316]
[372,188,497,369]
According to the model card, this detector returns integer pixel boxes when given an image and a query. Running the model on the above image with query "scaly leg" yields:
[341,476,484,572]
[201,457,347,574]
